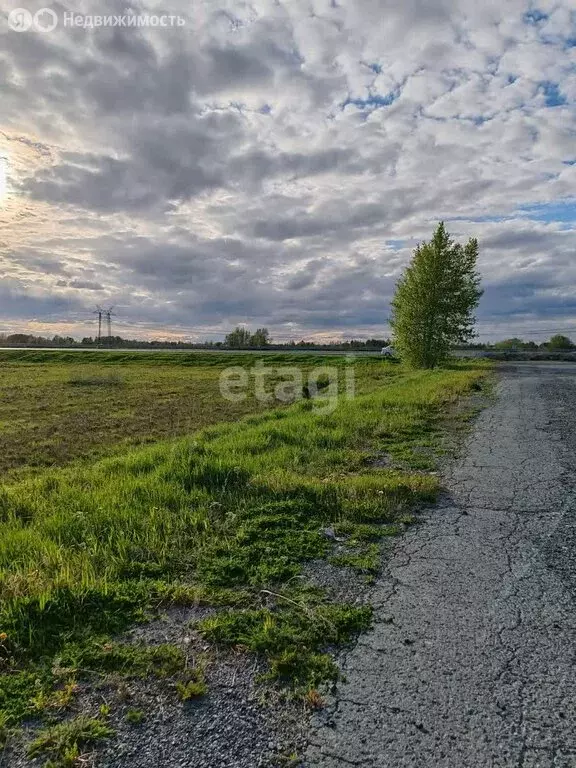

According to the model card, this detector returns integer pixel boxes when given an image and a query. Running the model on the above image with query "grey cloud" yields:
[0,281,85,321]
[68,279,104,290]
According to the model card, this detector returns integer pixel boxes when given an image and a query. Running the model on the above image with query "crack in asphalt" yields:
[305,364,576,768]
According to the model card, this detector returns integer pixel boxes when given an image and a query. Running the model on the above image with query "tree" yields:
[546,334,574,350]
[224,327,252,348]
[250,328,271,347]
[391,222,483,368]
[494,338,525,350]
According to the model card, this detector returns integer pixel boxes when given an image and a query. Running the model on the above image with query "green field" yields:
[0,351,392,478]
[0,352,489,764]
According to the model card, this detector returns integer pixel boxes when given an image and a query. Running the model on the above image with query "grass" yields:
[0,352,490,762]
[199,598,373,688]
[26,714,114,766]
[176,670,208,701]
[125,708,145,725]
[57,640,186,678]
[0,350,393,478]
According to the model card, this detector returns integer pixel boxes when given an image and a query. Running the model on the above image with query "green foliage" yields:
[224,327,271,348]
[268,650,338,689]
[546,334,574,350]
[0,584,150,658]
[329,544,381,574]
[391,222,483,368]
[0,669,49,725]
[27,715,114,765]
[58,640,185,679]
[493,338,531,350]
[0,710,8,748]
[198,602,372,690]
[334,522,391,541]
[176,670,207,701]
[195,500,328,587]
[125,708,145,725]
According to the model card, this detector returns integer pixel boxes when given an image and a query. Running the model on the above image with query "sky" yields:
[0,0,575,343]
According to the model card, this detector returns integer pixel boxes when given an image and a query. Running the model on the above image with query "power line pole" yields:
[94,306,103,346]
[104,307,115,346]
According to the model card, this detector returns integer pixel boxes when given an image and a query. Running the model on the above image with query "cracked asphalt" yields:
[306,363,576,768]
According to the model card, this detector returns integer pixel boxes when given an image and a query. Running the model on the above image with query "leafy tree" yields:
[224,327,252,348]
[224,327,272,348]
[546,334,574,350]
[250,328,271,347]
[391,222,483,368]
[494,338,525,350]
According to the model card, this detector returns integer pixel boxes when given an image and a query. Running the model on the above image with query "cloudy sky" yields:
[0,0,574,342]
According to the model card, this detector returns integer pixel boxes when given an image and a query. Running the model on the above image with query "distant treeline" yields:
[0,331,391,351]
[455,334,575,351]
[1,331,573,351]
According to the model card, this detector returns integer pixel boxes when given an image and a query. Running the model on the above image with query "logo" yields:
[7,7,58,32]
[34,7,57,32]
[8,7,32,31]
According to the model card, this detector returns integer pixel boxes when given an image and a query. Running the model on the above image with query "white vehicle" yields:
[381,345,396,357]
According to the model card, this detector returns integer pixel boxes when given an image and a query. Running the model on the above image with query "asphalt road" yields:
[306,363,576,768]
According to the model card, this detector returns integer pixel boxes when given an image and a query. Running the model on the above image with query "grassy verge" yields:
[0,359,489,764]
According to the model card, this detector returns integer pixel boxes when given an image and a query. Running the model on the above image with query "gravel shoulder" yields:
[306,362,576,768]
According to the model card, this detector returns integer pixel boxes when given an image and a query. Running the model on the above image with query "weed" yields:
[57,640,185,679]
[125,708,145,725]
[304,688,325,709]
[26,715,114,765]
[0,669,50,725]
[198,602,372,691]
[329,544,381,574]
[0,710,9,748]
[30,678,78,714]
[176,669,207,701]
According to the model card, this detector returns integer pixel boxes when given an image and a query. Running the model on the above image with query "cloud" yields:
[0,0,575,341]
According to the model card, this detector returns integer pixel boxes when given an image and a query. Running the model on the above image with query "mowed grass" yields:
[0,353,489,763]
[0,350,394,478]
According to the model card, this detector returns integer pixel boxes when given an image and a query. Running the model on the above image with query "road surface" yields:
[307,363,576,768]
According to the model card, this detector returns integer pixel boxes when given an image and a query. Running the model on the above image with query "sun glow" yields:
[0,158,7,200]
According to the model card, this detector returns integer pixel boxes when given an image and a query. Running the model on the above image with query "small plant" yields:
[0,711,9,749]
[26,715,114,765]
[199,602,371,691]
[58,640,185,679]
[329,544,380,574]
[31,678,78,714]
[304,688,325,709]
[125,708,145,725]
[176,672,207,702]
